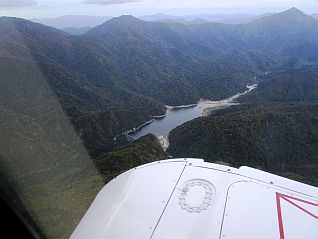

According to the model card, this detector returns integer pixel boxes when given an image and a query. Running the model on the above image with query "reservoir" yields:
[129,84,257,149]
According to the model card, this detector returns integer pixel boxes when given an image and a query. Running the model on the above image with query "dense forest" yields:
[168,66,318,186]
[1,7,318,157]
[168,103,318,186]
[95,134,168,182]
[240,66,318,103]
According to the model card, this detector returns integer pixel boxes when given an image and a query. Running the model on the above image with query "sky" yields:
[0,0,317,19]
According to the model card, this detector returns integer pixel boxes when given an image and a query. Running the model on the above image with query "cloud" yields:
[0,0,37,8]
[83,0,139,5]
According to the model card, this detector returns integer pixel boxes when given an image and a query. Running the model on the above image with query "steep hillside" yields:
[168,103,318,186]
[168,65,318,186]
[0,17,166,155]
[95,134,168,182]
[0,56,106,238]
[1,9,317,157]
[86,15,257,103]
[240,66,318,103]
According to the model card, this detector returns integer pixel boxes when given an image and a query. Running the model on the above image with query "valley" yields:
[168,66,318,186]
[129,83,257,149]
[0,7,318,239]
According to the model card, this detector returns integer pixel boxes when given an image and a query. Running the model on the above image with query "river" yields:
[129,84,257,150]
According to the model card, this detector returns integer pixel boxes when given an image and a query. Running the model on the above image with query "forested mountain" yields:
[240,66,318,103]
[168,102,318,186]
[31,15,111,29]
[95,134,168,182]
[168,65,318,186]
[1,8,317,157]
[0,16,167,156]
[141,13,275,25]
[85,15,257,103]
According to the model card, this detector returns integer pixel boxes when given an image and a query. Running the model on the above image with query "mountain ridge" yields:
[29,9,315,29]
[31,15,112,28]
[1,7,318,157]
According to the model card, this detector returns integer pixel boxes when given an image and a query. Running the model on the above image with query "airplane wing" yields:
[71,158,318,239]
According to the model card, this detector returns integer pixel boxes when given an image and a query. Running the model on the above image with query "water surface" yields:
[129,84,257,148]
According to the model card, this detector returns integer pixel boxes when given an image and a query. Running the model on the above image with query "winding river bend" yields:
[129,84,257,150]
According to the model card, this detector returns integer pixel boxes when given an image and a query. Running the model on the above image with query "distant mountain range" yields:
[140,12,276,25]
[32,13,274,29]
[32,11,318,36]
[31,12,289,32]
[2,7,318,157]
[31,15,111,28]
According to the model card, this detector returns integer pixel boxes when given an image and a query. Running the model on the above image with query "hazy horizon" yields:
[0,0,317,19]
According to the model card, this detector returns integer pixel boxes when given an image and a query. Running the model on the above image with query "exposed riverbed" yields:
[129,84,257,150]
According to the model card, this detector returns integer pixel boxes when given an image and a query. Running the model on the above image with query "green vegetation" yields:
[168,65,318,186]
[1,8,317,156]
[96,134,168,183]
[240,66,318,103]
[0,57,106,238]
[168,102,318,186]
